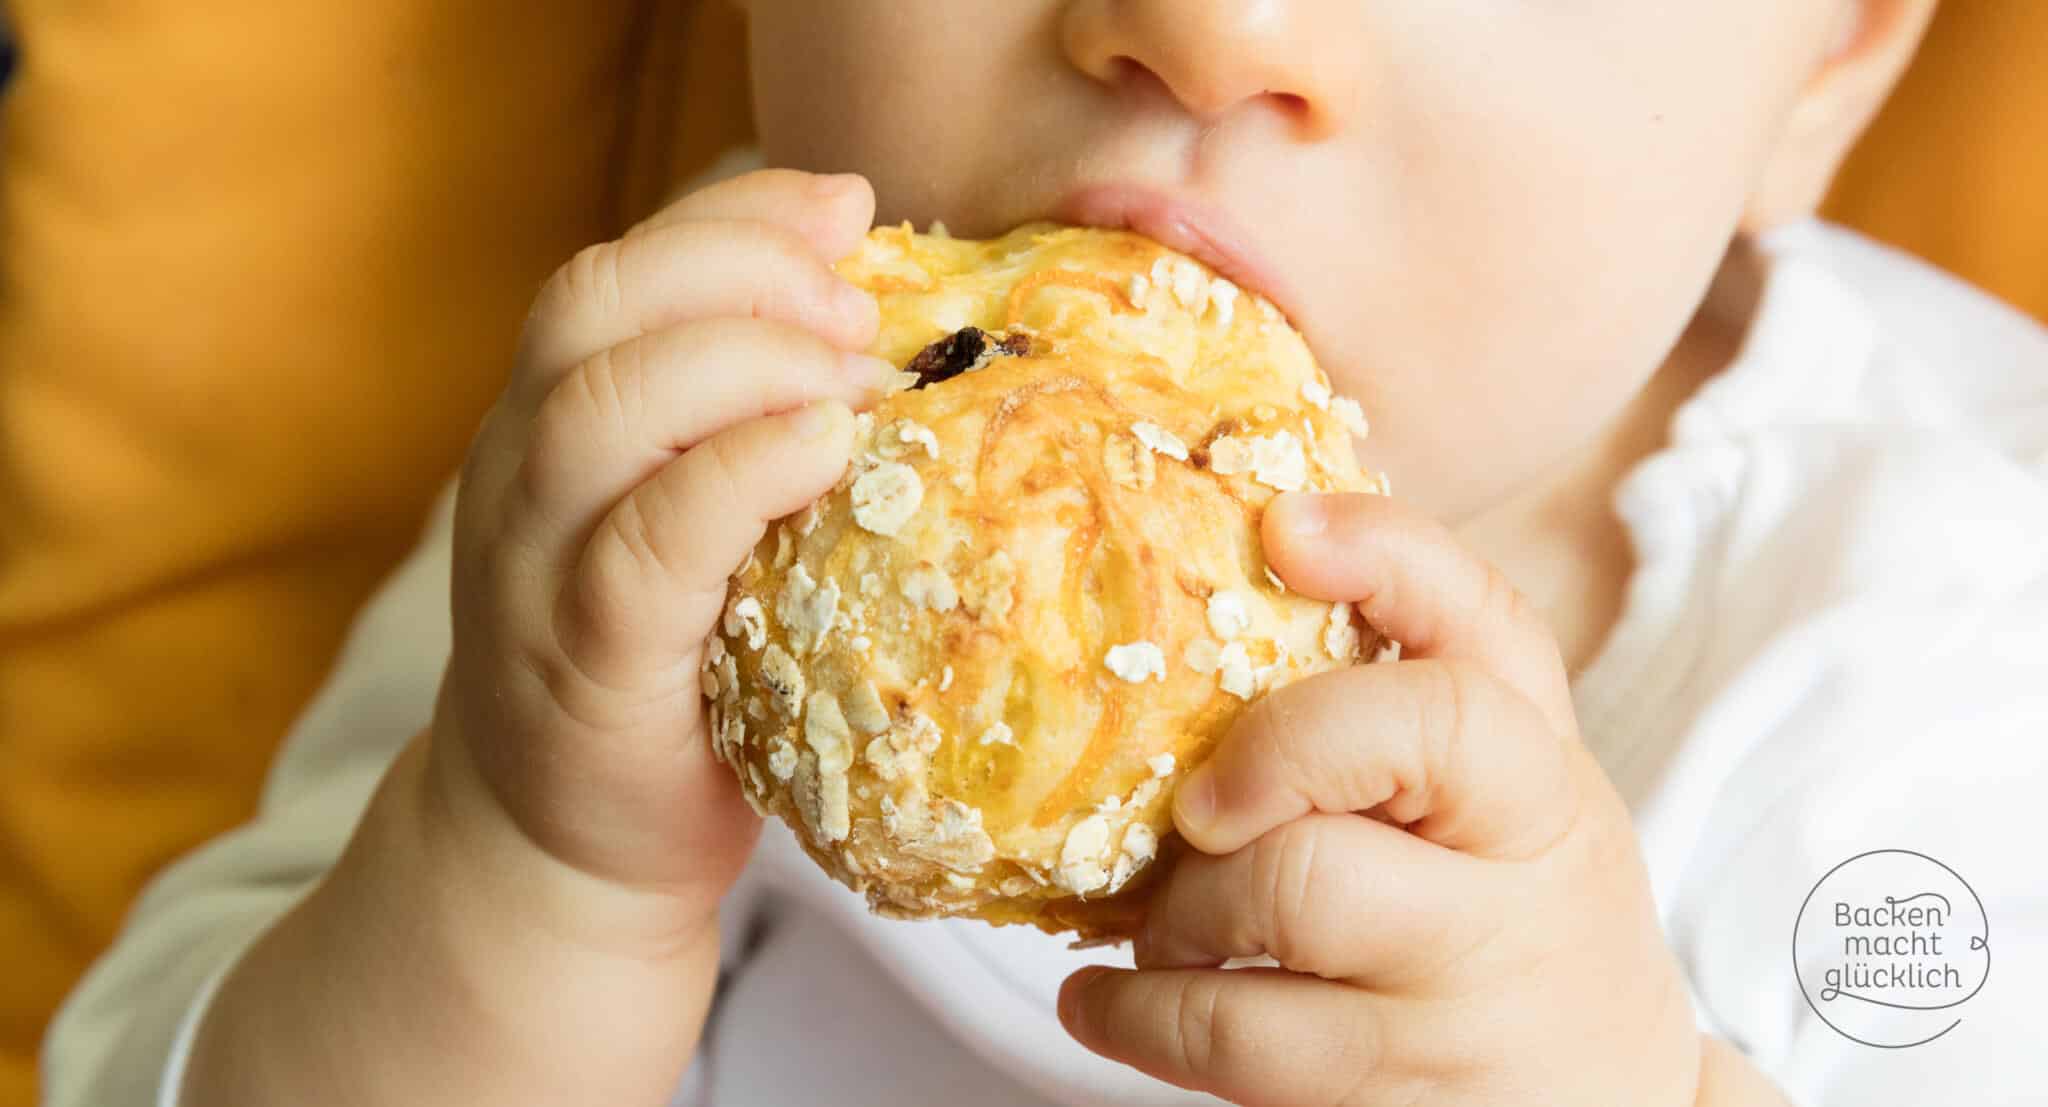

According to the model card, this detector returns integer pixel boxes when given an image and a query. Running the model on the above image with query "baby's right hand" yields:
[433,169,891,941]
[178,173,892,1104]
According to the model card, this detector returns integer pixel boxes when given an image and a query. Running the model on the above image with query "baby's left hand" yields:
[1058,491,1717,1107]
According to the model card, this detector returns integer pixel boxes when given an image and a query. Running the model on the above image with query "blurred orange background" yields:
[1826,3,2048,322]
[1,3,2041,1103]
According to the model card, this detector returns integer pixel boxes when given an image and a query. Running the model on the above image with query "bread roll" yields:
[703,223,1393,939]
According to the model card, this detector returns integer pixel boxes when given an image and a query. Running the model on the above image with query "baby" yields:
[47,1,2048,1104]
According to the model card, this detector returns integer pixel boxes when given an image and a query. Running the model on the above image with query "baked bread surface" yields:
[705,223,1390,938]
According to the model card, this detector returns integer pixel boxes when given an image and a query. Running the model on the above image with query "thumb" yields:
[1262,491,1575,735]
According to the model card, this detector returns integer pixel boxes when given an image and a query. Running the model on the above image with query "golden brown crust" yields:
[703,224,1393,940]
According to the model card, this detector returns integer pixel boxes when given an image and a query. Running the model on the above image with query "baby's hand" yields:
[1058,492,1757,1106]
[183,172,899,1104]
[434,169,892,941]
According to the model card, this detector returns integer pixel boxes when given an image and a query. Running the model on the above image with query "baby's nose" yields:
[1060,0,1353,139]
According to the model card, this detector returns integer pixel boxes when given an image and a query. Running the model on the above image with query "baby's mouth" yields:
[1052,182,1305,331]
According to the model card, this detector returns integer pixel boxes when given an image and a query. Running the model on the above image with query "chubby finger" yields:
[518,317,893,550]
[1175,657,1581,859]
[628,169,876,261]
[518,217,879,385]
[1263,491,1574,735]
[1060,965,1388,1107]
[558,400,856,688]
[1137,814,1502,985]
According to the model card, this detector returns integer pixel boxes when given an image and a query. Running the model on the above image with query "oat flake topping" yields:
[1131,421,1190,462]
[851,462,924,536]
[1105,642,1168,684]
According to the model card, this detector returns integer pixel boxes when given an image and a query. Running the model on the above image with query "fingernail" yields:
[1275,493,1329,538]
[793,400,847,441]
[838,351,895,389]
[834,281,880,326]
[1174,763,1218,836]
[810,172,864,200]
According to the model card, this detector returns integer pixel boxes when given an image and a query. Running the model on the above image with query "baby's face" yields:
[741,1,1841,517]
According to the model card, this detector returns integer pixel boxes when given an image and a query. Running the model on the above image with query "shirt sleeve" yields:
[39,486,459,1107]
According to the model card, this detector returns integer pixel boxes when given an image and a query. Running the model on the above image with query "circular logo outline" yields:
[1791,848,1991,1049]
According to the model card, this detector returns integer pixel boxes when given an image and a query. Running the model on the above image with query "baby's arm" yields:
[185,730,725,1104]
[44,170,890,1105]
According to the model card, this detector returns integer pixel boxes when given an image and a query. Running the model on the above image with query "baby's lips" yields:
[1055,181,1303,331]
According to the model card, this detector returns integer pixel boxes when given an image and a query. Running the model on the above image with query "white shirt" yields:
[42,218,2048,1106]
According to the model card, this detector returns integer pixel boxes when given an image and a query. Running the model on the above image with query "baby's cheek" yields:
[1311,214,1724,522]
